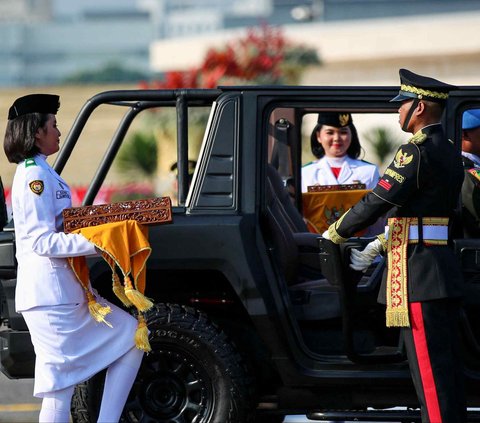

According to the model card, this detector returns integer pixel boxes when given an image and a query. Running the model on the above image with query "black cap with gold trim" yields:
[390,69,456,103]
[8,94,60,120]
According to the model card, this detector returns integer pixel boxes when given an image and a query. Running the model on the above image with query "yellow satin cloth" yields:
[68,220,153,352]
[302,189,370,234]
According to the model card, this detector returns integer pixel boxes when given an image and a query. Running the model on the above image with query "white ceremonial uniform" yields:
[301,156,380,193]
[12,154,138,397]
[12,154,96,311]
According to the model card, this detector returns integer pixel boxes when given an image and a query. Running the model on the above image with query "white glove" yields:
[349,238,383,272]
[321,229,330,240]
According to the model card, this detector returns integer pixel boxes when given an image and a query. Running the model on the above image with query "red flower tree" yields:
[141,24,319,89]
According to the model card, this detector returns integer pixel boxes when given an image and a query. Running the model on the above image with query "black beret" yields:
[8,94,60,120]
[391,68,456,103]
[316,112,353,128]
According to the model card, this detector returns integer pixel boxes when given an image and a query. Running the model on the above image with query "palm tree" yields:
[363,126,402,167]
[116,131,158,180]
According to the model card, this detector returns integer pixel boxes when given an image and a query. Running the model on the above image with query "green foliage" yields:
[63,62,148,84]
[363,126,402,166]
[116,131,158,179]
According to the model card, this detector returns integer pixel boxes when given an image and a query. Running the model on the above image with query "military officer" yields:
[301,112,380,192]
[4,94,144,422]
[324,69,466,422]
[460,108,480,237]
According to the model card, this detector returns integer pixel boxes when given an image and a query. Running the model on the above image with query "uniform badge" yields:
[339,114,350,126]
[29,180,44,195]
[393,149,413,168]
[468,168,480,183]
[378,178,392,191]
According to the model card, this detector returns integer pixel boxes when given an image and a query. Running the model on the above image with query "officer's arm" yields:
[329,143,420,242]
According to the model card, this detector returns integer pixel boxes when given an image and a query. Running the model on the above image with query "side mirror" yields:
[0,177,8,230]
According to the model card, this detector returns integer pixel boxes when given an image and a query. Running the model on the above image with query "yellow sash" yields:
[385,217,448,327]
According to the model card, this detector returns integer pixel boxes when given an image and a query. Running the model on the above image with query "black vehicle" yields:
[1,86,480,422]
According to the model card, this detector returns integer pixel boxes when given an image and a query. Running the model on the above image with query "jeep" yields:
[1,85,480,422]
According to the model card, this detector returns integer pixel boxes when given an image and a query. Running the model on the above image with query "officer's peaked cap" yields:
[8,94,60,120]
[463,109,480,130]
[390,68,456,103]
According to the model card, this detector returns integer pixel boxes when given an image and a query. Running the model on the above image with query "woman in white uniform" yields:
[301,112,380,192]
[4,94,144,422]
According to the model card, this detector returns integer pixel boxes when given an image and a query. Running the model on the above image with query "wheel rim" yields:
[122,340,215,423]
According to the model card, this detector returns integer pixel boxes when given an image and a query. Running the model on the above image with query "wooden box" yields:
[63,197,172,233]
[307,183,366,192]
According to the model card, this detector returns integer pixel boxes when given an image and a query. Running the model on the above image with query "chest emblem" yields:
[29,180,44,195]
[393,149,413,169]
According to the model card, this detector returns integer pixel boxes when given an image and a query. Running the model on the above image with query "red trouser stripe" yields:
[410,302,442,423]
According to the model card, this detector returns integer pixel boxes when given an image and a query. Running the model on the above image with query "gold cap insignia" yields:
[339,113,350,126]
[29,180,44,195]
[393,149,413,169]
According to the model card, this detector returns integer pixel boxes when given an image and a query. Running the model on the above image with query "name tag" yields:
[56,190,71,199]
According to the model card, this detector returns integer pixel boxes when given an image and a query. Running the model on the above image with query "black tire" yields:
[71,303,254,423]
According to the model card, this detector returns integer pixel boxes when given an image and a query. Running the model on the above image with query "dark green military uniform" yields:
[461,155,480,238]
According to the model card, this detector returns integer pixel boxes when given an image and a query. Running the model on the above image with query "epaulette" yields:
[25,157,37,167]
[408,131,427,145]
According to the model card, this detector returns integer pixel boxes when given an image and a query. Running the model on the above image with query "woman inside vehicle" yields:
[301,112,380,192]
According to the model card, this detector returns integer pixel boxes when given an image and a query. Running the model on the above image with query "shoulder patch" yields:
[29,180,44,195]
[408,132,427,145]
[25,157,37,167]
[468,168,480,183]
[393,148,414,168]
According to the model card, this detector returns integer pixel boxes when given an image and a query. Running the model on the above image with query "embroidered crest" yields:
[325,205,345,225]
[393,149,413,168]
[29,180,44,195]
[339,113,350,126]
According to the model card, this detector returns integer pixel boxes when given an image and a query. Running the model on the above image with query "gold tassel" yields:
[135,314,151,352]
[112,272,133,307]
[386,310,410,328]
[86,291,112,328]
[124,275,154,312]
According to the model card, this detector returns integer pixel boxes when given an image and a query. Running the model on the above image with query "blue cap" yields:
[463,109,480,130]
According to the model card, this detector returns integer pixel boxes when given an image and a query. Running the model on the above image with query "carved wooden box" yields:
[63,197,172,233]
[307,183,366,192]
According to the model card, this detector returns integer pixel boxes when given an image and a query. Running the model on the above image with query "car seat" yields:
[265,164,341,320]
